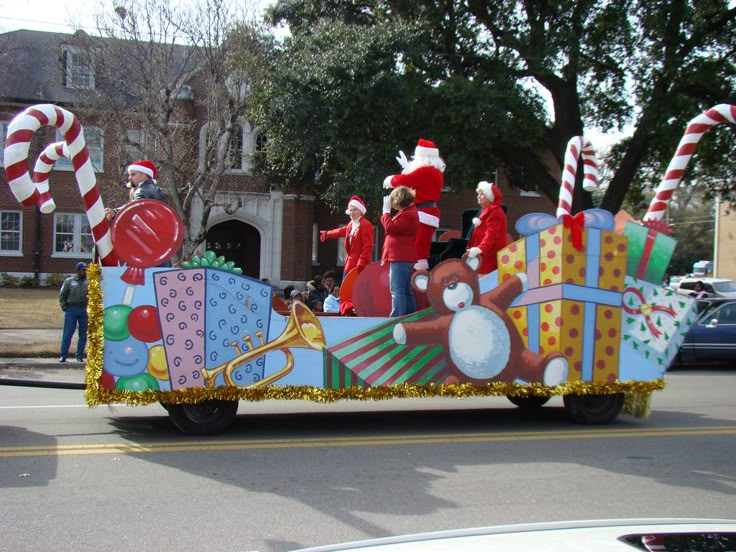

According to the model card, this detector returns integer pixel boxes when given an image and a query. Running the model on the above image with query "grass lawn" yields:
[0,287,64,330]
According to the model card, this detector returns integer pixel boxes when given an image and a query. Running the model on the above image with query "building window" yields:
[0,211,22,254]
[125,129,146,159]
[62,45,95,89]
[199,121,257,174]
[0,121,7,167]
[55,127,104,171]
[54,213,93,256]
[227,124,245,170]
[255,133,268,153]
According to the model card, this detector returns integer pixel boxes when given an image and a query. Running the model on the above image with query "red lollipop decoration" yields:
[111,200,184,286]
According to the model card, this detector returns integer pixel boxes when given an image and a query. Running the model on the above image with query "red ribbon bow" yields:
[561,212,586,251]
[622,287,677,339]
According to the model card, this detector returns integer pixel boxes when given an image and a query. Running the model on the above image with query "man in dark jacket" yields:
[59,262,88,362]
[104,159,165,221]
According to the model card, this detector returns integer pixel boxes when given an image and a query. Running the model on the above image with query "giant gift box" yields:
[621,275,697,370]
[622,219,676,285]
[153,268,272,390]
[324,311,449,388]
[497,210,628,383]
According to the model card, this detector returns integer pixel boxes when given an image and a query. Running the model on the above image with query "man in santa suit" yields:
[466,181,508,275]
[320,196,375,280]
[383,138,444,270]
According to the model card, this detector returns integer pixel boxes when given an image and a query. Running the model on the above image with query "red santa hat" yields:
[477,181,498,202]
[345,195,366,215]
[127,159,157,180]
[414,138,439,158]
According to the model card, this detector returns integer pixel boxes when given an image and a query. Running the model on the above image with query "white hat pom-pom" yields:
[472,217,481,227]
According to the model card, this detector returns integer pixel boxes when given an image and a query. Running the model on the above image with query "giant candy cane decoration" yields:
[556,135,599,218]
[32,141,69,214]
[3,104,118,266]
[645,103,736,222]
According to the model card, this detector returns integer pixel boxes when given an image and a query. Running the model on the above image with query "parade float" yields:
[4,103,734,434]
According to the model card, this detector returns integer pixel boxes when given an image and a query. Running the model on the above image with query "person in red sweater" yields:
[466,181,508,275]
[320,196,374,280]
[383,138,445,271]
[381,186,419,317]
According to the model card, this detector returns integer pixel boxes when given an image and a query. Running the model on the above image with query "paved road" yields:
[1,368,735,552]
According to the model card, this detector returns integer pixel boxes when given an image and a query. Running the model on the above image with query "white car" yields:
[291,519,736,551]
[675,277,736,299]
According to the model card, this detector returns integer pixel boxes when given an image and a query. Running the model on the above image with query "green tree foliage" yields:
[666,194,716,276]
[254,0,736,215]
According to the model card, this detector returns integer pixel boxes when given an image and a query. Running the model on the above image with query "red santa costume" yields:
[383,138,444,270]
[320,196,375,277]
[466,181,508,275]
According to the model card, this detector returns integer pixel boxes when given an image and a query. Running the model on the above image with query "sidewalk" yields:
[0,329,85,371]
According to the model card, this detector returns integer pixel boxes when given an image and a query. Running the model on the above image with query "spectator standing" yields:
[307,274,329,306]
[320,196,375,280]
[381,186,419,317]
[323,284,341,313]
[466,181,508,275]
[59,262,89,363]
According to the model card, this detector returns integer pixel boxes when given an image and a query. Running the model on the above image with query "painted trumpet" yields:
[201,301,325,388]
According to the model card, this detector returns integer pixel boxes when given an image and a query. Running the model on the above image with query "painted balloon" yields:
[146,344,169,381]
[128,305,162,343]
[103,336,148,377]
[104,304,132,341]
[115,373,160,392]
[111,200,184,285]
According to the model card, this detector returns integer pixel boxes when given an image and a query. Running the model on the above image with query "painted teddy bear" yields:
[392,256,568,386]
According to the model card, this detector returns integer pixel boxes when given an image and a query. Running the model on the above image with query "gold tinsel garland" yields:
[84,264,664,418]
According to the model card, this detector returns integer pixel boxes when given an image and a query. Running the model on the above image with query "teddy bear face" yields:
[416,259,481,314]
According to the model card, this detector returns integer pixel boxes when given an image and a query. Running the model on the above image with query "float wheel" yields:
[563,393,624,424]
[506,395,550,409]
[164,400,239,435]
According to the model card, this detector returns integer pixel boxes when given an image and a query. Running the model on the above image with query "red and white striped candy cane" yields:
[645,103,736,222]
[32,141,69,214]
[556,135,599,217]
[3,104,117,266]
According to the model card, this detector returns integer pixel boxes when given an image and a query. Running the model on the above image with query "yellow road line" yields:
[1,426,735,458]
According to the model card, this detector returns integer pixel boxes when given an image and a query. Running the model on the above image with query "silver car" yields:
[292,519,736,551]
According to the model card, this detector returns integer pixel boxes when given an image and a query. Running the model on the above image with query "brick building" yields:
[1,29,556,289]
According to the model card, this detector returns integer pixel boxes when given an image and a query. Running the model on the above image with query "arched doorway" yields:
[206,220,261,279]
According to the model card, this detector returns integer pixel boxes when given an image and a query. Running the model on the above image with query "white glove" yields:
[395,150,409,170]
[472,217,481,228]
[413,259,429,271]
[467,247,482,259]
[382,195,392,214]
[383,175,394,189]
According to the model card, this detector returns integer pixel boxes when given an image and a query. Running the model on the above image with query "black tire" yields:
[164,400,239,435]
[507,395,550,409]
[563,393,624,425]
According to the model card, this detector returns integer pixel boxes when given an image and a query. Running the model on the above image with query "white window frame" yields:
[62,45,95,89]
[54,127,104,172]
[0,210,22,255]
[198,120,258,175]
[52,213,94,258]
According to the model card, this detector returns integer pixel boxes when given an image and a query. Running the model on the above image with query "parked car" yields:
[674,277,736,300]
[666,275,684,291]
[675,299,736,366]
[291,519,736,552]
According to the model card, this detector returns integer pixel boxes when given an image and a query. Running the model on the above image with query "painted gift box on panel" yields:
[497,210,628,383]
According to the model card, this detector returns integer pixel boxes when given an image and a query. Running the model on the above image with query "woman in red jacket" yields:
[320,196,375,280]
[381,186,419,317]
[466,181,508,275]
